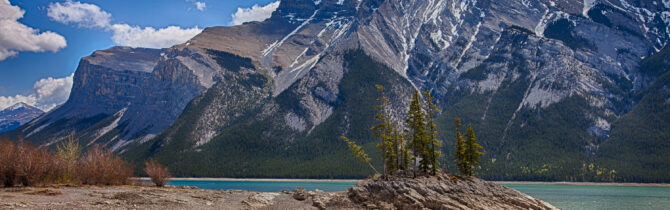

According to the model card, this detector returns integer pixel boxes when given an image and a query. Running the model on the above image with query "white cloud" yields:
[231,1,280,25]
[47,1,111,29]
[47,1,201,49]
[0,0,67,61]
[195,2,206,11]
[0,73,74,111]
[110,24,201,49]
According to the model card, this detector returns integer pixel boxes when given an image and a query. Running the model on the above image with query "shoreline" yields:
[494,181,670,187]
[131,177,361,183]
[132,177,670,186]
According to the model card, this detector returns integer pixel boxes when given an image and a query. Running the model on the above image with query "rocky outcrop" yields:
[347,173,558,209]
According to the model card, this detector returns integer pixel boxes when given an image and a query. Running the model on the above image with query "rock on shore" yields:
[346,172,559,209]
[0,174,558,209]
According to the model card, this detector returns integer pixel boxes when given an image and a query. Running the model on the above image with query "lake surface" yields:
[502,184,670,210]
[166,180,670,210]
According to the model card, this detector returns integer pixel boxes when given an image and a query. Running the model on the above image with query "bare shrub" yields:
[144,159,170,187]
[14,141,53,187]
[0,140,17,187]
[1,137,133,188]
[79,146,133,185]
[0,139,55,187]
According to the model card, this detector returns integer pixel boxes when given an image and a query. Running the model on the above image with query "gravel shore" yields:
[0,185,323,210]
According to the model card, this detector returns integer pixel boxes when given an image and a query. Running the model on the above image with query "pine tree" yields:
[422,90,442,175]
[406,90,429,176]
[341,136,379,174]
[453,116,468,176]
[371,85,395,174]
[464,124,484,176]
[401,128,411,170]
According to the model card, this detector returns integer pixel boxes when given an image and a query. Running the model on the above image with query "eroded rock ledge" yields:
[344,172,559,209]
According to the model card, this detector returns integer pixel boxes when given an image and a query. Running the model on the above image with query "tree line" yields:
[342,85,484,177]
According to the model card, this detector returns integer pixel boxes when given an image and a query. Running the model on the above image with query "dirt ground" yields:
[0,185,325,210]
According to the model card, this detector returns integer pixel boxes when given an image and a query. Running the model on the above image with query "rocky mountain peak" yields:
[5,0,670,181]
[0,103,44,134]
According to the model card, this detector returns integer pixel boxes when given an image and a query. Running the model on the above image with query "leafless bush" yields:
[1,138,133,187]
[79,146,133,185]
[144,159,170,187]
[0,139,55,187]
[14,141,52,186]
[0,140,17,187]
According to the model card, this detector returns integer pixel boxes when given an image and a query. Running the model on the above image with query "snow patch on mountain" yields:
[523,86,569,109]
[90,107,127,145]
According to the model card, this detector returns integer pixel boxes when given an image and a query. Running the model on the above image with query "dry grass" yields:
[144,159,171,187]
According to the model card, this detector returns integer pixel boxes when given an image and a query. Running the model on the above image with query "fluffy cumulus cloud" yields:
[47,1,111,28]
[46,1,201,49]
[110,24,201,48]
[0,74,74,111]
[0,0,67,61]
[231,1,280,25]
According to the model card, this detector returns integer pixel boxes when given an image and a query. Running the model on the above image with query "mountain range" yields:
[3,0,669,182]
[0,103,44,134]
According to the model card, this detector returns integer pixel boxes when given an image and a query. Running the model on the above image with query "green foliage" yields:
[371,85,396,174]
[124,50,414,178]
[464,124,484,176]
[596,70,670,182]
[206,49,255,72]
[423,90,442,175]
[459,65,488,81]
[56,133,81,183]
[406,91,430,175]
[341,136,379,174]
[543,19,596,51]
[452,117,468,176]
[639,46,670,78]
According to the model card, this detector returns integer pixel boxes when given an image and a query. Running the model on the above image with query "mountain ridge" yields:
[4,0,670,181]
[0,102,44,134]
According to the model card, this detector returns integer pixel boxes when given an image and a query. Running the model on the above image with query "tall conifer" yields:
[372,85,394,174]
[422,90,442,175]
[453,117,467,175]
[464,124,484,176]
[406,91,429,176]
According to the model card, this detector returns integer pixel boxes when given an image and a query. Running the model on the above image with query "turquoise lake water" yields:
[166,180,670,210]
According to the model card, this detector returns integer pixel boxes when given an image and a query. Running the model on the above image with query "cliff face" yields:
[11,0,670,181]
[17,46,212,152]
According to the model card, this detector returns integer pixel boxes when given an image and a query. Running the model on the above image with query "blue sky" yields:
[0,0,278,110]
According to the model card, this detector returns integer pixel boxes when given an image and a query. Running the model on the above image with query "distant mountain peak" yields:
[0,102,44,134]
[6,102,40,111]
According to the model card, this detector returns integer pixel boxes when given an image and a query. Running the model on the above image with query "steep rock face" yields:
[16,46,214,152]
[0,103,43,134]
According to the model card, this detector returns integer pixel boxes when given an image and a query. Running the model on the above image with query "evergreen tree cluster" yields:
[343,85,484,177]
[452,117,484,176]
